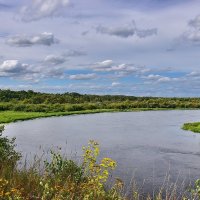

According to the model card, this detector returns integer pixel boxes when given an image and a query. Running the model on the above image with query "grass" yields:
[182,122,200,133]
[0,108,196,125]
[0,109,119,124]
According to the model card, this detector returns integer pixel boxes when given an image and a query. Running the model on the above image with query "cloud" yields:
[135,28,157,38]
[21,0,70,22]
[187,71,200,77]
[93,60,113,70]
[157,77,171,83]
[96,20,157,38]
[0,59,66,81]
[0,60,29,76]
[43,50,86,66]
[96,25,135,38]
[188,15,200,29]
[69,73,97,80]
[6,32,58,47]
[64,50,87,57]
[111,82,121,87]
[182,31,200,44]
[180,15,200,44]
[44,55,66,65]
[92,60,144,76]
[144,74,178,83]
[145,74,162,81]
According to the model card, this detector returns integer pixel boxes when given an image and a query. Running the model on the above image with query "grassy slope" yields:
[182,122,200,133]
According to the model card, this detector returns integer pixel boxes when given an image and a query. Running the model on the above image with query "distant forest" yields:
[0,89,200,112]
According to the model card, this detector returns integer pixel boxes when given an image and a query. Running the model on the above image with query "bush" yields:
[0,140,123,199]
[0,126,21,168]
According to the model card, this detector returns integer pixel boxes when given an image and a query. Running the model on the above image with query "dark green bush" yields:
[0,126,21,168]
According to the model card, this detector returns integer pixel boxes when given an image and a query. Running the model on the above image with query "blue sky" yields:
[0,0,200,96]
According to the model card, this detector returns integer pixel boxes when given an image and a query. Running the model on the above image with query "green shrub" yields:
[0,126,21,168]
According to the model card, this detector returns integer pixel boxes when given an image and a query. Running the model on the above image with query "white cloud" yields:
[111,82,121,87]
[145,74,162,81]
[0,59,66,81]
[21,0,70,22]
[157,77,171,83]
[33,65,66,79]
[92,60,144,76]
[96,60,113,67]
[6,32,58,47]
[144,74,179,83]
[44,55,66,65]
[0,60,29,76]
[69,73,97,80]
[187,71,200,77]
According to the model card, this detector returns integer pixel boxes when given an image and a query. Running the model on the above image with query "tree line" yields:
[0,89,200,112]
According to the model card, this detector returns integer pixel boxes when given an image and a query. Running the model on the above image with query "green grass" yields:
[182,122,200,133]
[0,108,198,125]
[0,110,117,124]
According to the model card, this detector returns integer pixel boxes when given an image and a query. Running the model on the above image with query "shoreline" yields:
[1,108,200,126]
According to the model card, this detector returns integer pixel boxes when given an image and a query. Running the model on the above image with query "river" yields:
[3,110,200,193]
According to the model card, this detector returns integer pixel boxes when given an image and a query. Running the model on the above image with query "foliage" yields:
[182,122,200,133]
[188,179,200,199]
[0,138,124,200]
[1,89,200,124]
[0,89,200,114]
[0,125,21,167]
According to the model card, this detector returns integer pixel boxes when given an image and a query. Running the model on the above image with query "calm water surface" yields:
[4,110,200,192]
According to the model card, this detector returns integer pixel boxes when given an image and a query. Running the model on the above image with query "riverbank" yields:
[0,109,117,124]
[182,122,200,133]
[0,108,198,125]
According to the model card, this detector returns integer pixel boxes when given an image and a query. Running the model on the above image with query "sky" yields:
[0,0,200,96]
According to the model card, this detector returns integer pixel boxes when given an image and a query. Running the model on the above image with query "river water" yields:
[3,110,200,193]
